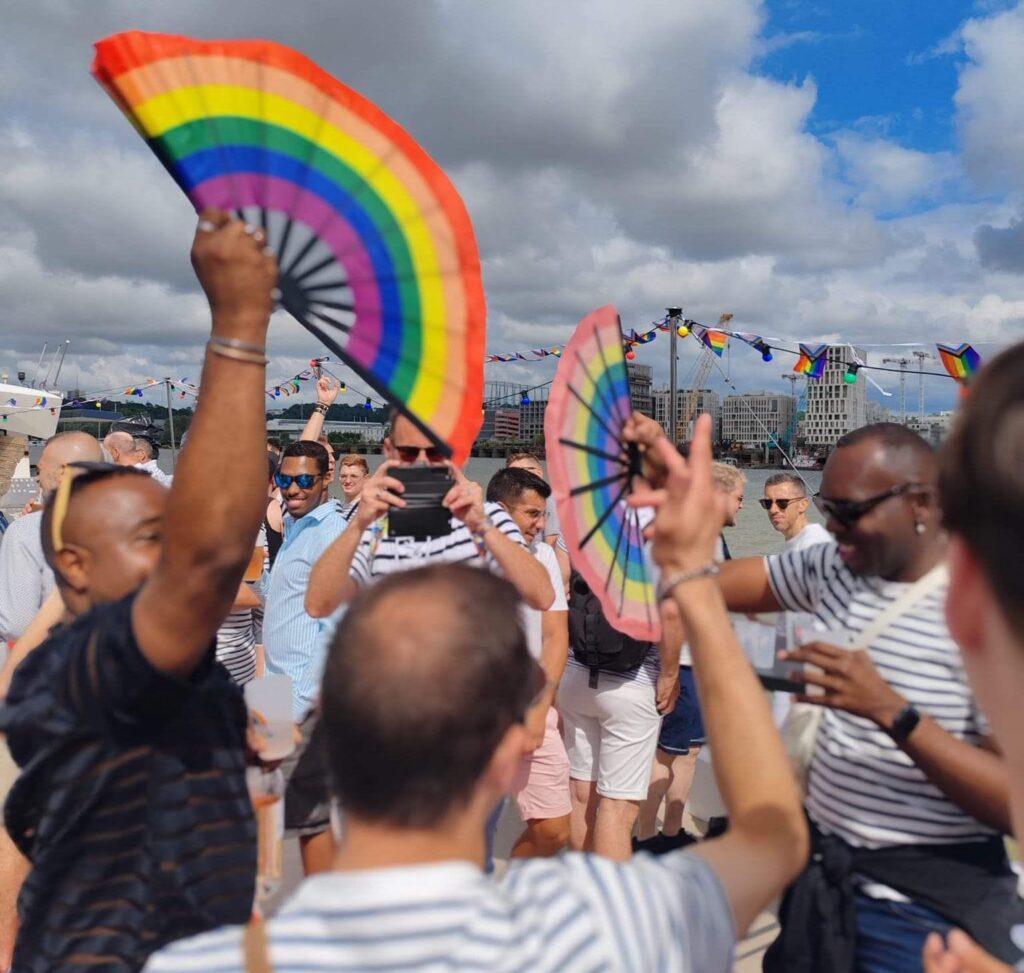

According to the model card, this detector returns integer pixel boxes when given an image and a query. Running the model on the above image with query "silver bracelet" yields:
[658,563,720,599]
[209,334,267,355]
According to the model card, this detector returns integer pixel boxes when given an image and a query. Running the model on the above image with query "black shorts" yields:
[657,667,706,755]
[281,713,331,836]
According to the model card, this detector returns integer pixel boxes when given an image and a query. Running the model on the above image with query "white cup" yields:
[244,674,295,761]
[793,625,855,697]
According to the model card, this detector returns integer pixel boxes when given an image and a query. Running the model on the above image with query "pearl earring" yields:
[915,522,926,535]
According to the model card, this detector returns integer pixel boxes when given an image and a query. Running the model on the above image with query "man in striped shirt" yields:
[146,414,809,973]
[716,422,1014,972]
[305,411,554,618]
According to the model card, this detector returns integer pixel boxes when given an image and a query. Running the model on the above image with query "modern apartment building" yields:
[720,392,796,447]
[803,344,868,447]
[650,388,721,442]
[627,362,653,417]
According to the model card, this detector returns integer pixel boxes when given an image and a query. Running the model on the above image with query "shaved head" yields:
[42,468,167,615]
[322,564,535,827]
[37,432,103,494]
[103,430,137,466]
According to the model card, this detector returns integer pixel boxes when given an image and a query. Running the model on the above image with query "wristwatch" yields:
[886,703,921,743]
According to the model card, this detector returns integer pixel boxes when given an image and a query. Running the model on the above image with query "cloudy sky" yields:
[2,0,1022,413]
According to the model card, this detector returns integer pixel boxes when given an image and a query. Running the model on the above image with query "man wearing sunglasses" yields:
[709,422,1014,973]
[761,472,830,547]
[260,438,349,876]
[305,412,554,619]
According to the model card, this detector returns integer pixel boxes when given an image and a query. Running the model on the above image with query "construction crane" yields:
[912,350,933,420]
[680,345,716,441]
[781,373,805,450]
[882,356,912,424]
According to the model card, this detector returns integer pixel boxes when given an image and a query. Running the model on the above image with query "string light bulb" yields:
[677,324,690,338]
[844,363,861,384]
[520,391,531,406]
[754,340,773,363]
[363,397,372,410]
[625,348,636,361]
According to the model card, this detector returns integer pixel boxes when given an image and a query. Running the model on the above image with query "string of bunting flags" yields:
[485,314,983,389]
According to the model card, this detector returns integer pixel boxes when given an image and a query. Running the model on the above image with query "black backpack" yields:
[568,570,653,688]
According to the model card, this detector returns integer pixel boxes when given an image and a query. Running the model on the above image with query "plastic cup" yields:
[794,624,854,697]
[243,546,266,583]
[244,674,295,761]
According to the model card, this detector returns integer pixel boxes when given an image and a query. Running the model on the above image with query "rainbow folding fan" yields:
[545,306,661,642]
[92,32,486,463]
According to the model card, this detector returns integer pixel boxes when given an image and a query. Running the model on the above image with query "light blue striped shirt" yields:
[145,852,735,972]
[261,500,349,720]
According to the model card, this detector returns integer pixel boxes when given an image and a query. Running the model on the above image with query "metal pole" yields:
[164,378,178,469]
[666,307,682,442]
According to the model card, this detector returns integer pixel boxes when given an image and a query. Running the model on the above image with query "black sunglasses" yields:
[274,472,323,490]
[813,483,924,527]
[758,497,805,511]
[394,444,446,464]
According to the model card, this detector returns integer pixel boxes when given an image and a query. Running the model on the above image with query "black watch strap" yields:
[887,703,921,743]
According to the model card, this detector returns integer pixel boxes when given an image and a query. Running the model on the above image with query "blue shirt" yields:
[261,499,349,720]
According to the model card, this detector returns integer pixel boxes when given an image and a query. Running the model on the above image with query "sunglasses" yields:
[274,472,323,490]
[394,444,446,464]
[758,497,805,511]
[812,483,923,528]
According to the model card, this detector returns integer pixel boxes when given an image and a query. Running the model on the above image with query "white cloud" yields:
[834,134,959,210]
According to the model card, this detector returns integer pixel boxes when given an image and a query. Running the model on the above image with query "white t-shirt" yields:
[775,521,833,652]
[520,542,568,661]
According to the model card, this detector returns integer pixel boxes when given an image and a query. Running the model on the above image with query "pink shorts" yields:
[513,707,571,821]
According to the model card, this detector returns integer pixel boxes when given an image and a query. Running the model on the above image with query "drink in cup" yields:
[793,624,854,696]
[243,546,266,583]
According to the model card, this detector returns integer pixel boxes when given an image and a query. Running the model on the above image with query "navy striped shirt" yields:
[146,852,735,972]
[766,542,993,849]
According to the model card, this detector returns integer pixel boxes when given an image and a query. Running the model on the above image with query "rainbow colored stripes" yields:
[794,343,829,379]
[92,32,485,463]
[936,343,981,383]
[698,328,729,357]
[545,306,660,642]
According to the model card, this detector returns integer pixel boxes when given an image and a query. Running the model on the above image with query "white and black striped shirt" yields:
[350,502,525,585]
[145,852,735,973]
[766,542,993,849]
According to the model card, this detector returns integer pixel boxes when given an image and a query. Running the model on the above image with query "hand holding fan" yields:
[92,32,485,463]
[545,306,661,642]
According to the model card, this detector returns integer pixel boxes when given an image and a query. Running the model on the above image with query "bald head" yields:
[322,564,535,827]
[834,422,937,480]
[41,467,166,615]
[103,431,136,466]
[37,432,103,494]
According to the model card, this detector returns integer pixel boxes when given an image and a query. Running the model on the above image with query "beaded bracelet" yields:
[658,563,720,600]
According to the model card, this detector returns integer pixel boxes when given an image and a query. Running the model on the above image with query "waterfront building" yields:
[651,388,721,442]
[720,392,795,448]
[803,344,867,447]
[627,362,653,417]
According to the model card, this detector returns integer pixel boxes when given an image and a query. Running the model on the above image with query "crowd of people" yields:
[0,211,1021,972]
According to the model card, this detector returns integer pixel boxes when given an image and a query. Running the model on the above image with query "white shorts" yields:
[558,663,661,800]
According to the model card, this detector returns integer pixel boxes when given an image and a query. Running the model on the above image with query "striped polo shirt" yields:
[349,502,525,584]
[145,851,735,972]
[766,542,993,849]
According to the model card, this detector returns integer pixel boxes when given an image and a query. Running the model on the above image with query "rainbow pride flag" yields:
[936,343,981,383]
[794,343,829,379]
[698,328,729,357]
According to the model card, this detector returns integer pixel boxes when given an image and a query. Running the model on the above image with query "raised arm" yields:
[299,377,341,443]
[716,557,782,613]
[634,415,808,936]
[305,461,408,617]
[132,211,276,678]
